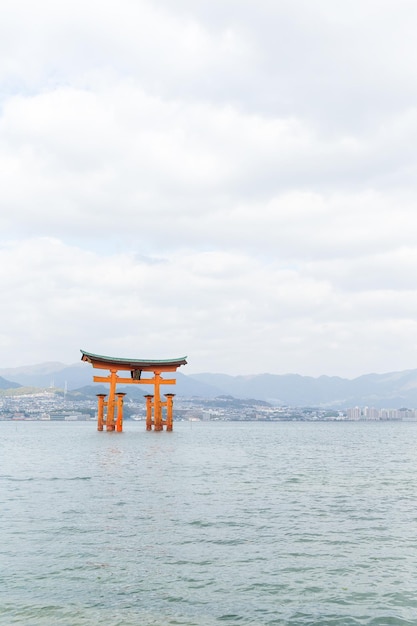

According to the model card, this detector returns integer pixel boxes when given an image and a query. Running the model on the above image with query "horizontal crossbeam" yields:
[93,376,177,385]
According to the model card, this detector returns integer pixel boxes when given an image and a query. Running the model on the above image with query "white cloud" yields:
[1,0,417,377]
[0,237,416,378]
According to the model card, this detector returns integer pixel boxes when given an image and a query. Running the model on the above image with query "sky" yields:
[1,0,417,378]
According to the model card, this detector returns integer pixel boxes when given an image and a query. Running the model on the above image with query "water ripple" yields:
[1,421,417,625]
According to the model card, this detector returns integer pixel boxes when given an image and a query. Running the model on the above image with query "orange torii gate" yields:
[80,350,187,432]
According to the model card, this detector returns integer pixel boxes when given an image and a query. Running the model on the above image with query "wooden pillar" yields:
[165,393,175,431]
[115,392,126,432]
[144,395,153,430]
[154,372,163,431]
[106,368,118,431]
[96,394,107,431]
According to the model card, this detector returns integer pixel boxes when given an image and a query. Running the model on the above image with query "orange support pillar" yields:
[165,393,175,431]
[106,368,118,431]
[96,394,107,431]
[115,392,126,432]
[154,372,163,431]
[144,394,153,430]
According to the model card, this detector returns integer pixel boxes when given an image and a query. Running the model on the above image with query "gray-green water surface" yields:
[1,420,416,625]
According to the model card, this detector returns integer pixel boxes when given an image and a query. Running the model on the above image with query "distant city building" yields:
[49,412,66,421]
[345,406,417,421]
[346,406,361,420]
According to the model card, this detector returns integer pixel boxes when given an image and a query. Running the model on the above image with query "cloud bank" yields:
[1,0,417,376]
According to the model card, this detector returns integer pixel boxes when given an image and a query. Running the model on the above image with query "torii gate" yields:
[80,350,187,432]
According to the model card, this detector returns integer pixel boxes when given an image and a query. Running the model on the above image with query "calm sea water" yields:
[1,420,417,626]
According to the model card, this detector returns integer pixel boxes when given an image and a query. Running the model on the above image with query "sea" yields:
[1,420,417,626]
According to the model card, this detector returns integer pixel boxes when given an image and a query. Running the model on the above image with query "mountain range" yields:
[2,362,417,408]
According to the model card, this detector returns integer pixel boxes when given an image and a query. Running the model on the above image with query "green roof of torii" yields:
[80,349,187,370]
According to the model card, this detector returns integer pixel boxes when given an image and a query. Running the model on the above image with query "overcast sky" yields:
[1,0,417,377]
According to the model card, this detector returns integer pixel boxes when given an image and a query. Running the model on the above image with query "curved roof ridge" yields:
[80,349,187,369]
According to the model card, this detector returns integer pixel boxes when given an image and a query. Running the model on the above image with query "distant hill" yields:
[0,363,223,398]
[0,362,91,390]
[188,370,417,408]
[3,361,417,408]
[0,376,21,390]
